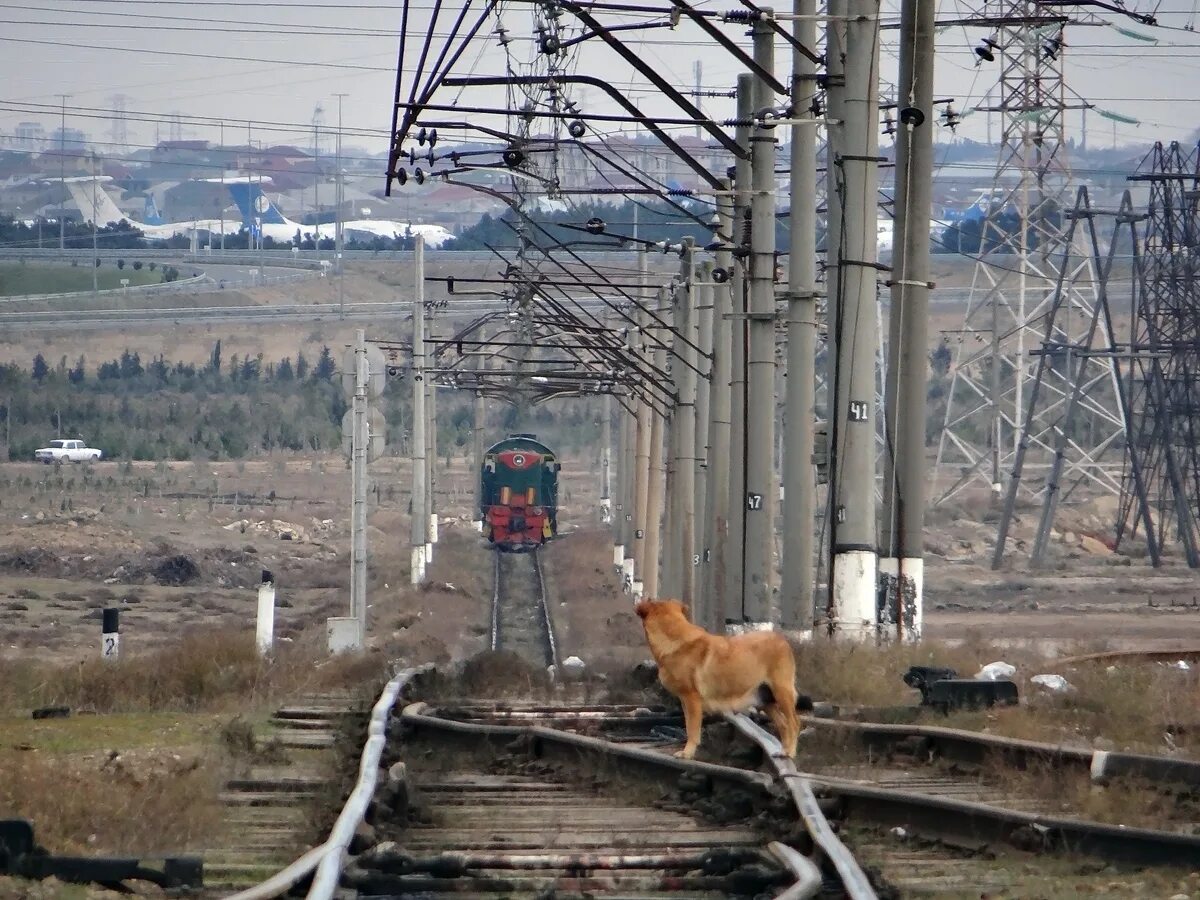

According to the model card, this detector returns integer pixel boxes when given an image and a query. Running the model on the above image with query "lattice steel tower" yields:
[1115,142,1200,567]
[933,3,1125,506]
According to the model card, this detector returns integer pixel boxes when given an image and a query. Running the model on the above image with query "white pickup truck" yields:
[34,439,103,464]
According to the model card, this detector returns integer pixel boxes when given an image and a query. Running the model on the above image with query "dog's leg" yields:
[674,692,703,759]
[772,682,801,757]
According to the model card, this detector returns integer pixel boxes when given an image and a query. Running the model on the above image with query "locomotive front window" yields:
[526,487,536,505]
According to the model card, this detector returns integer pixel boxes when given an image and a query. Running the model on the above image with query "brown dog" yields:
[635,598,801,760]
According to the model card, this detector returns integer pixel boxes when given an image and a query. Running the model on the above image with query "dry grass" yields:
[791,630,1047,707]
[942,662,1200,757]
[989,755,1200,832]
[0,746,223,856]
[0,626,386,715]
[793,634,1200,757]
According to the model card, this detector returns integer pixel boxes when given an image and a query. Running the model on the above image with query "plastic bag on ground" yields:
[975,661,1016,681]
[1031,673,1073,693]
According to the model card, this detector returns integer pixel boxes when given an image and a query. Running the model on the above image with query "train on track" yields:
[480,433,560,551]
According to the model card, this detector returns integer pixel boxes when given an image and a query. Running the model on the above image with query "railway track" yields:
[229,659,1200,899]
[490,548,559,671]
[224,567,1200,899]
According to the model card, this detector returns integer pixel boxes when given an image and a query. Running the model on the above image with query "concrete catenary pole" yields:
[643,297,668,600]
[632,274,652,597]
[781,0,819,634]
[702,184,735,632]
[621,352,637,587]
[613,388,626,566]
[725,75,754,626]
[660,281,683,601]
[410,237,428,585]
[828,0,882,640]
[426,369,438,561]
[743,17,778,625]
[673,239,698,605]
[824,0,847,476]
[881,0,935,641]
[351,328,369,640]
[693,258,714,624]
[472,384,485,533]
[602,391,613,525]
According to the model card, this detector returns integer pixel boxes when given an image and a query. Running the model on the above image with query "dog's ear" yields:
[679,602,692,621]
[635,599,651,619]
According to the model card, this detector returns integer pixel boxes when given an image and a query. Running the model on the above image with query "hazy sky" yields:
[2,0,1200,173]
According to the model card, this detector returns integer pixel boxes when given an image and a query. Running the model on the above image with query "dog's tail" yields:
[755,684,815,712]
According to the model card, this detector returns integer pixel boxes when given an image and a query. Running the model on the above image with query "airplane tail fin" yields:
[63,178,127,228]
[226,181,290,232]
[143,194,164,225]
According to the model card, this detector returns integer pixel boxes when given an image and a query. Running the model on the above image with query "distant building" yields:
[49,127,89,152]
[12,122,46,151]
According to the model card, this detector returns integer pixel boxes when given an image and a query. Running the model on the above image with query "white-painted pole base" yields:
[410,547,422,585]
[622,558,635,593]
[831,549,879,641]
[600,498,612,525]
[878,557,923,641]
[727,621,775,635]
[429,513,439,544]
[256,581,276,656]
[613,545,625,569]
[425,541,433,567]
[473,519,483,533]
[327,616,362,654]
[631,579,644,601]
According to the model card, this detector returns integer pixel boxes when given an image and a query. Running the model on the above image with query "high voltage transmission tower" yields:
[931,0,1128,511]
[1115,142,1200,568]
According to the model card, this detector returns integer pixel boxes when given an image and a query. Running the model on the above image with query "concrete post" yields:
[411,236,428,585]
[256,569,276,656]
[644,290,669,600]
[101,607,119,661]
[633,303,652,599]
[829,0,882,640]
[426,373,438,558]
[660,282,682,601]
[350,328,368,644]
[602,391,614,530]
[619,388,628,571]
[702,184,735,632]
[743,18,778,625]
[674,240,698,605]
[881,0,934,641]
[725,75,754,626]
[781,0,819,635]
[694,259,715,623]
[472,387,485,533]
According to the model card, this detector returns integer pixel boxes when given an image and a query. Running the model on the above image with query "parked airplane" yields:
[225,179,453,247]
[62,175,232,240]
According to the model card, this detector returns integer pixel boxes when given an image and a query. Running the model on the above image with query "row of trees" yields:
[0,342,608,462]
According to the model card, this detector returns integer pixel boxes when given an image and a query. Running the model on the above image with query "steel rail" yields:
[809,772,1200,867]
[397,705,825,897]
[725,713,878,900]
[803,716,1200,789]
[489,550,501,652]
[768,841,823,900]
[307,666,430,899]
[532,548,560,671]
[225,665,427,900]
[1049,646,1200,668]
